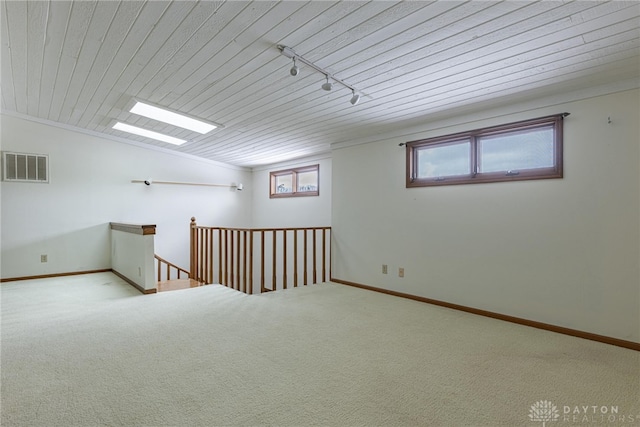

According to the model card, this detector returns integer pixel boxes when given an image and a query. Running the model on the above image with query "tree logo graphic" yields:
[529,400,560,426]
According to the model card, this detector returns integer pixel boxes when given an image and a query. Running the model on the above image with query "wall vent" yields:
[2,152,49,183]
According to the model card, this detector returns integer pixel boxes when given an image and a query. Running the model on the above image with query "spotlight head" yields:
[350,92,360,105]
[289,57,299,76]
[321,76,333,91]
[236,183,244,191]
[144,179,152,186]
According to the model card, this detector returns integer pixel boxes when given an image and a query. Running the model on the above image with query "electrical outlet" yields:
[138,267,142,277]
[398,267,404,278]
[382,264,388,274]
[40,254,48,263]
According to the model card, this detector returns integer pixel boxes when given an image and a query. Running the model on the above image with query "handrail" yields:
[190,217,331,294]
[110,222,156,235]
[155,254,190,283]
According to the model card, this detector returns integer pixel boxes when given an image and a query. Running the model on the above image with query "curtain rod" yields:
[131,179,243,190]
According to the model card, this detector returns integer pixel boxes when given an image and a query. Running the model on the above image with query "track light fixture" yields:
[350,90,360,106]
[277,44,362,106]
[290,58,299,76]
[321,75,333,91]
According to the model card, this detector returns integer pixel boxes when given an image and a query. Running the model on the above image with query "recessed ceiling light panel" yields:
[113,122,187,146]
[130,101,217,134]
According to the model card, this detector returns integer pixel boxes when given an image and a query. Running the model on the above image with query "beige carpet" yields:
[1,272,638,426]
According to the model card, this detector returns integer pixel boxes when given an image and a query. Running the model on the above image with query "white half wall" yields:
[111,229,155,291]
[331,88,640,342]
[0,114,251,280]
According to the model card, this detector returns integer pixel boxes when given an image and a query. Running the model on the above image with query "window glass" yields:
[417,141,471,179]
[297,170,318,192]
[479,126,554,173]
[275,174,293,193]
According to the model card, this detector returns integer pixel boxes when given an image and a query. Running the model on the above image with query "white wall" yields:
[111,229,155,291]
[0,114,251,279]
[251,155,332,228]
[331,88,639,342]
[249,156,332,293]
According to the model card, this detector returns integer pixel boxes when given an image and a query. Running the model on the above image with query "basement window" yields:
[406,113,568,187]
[270,164,319,198]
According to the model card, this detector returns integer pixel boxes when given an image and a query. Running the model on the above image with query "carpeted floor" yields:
[1,272,638,426]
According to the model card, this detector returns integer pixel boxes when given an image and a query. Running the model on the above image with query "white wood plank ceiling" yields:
[2,1,639,167]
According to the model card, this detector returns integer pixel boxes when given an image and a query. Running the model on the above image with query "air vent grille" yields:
[2,152,49,183]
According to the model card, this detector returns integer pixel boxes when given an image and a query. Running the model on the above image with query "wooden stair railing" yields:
[154,254,192,283]
[190,217,331,294]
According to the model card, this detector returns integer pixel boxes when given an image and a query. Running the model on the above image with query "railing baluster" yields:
[204,228,209,284]
[199,228,204,282]
[224,229,229,286]
[272,230,276,291]
[303,229,308,286]
[242,231,247,294]
[230,230,235,288]
[282,230,287,290]
[236,230,241,291]
[218,229,222,284]
[313,228,317,284]
[259,231,263,292]
[190,218,197,280]
[206,228,211,284]
[329,228,332,280]
[293,230,298,287]
[322,228,327,282]
[249,231,254,295]
[209,228,214,284]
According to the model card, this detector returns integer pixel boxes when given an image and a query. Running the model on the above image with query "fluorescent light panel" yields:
[130,101,216,134]
[113,122,186,146]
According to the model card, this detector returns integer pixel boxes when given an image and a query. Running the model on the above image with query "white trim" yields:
[0,111,248,172]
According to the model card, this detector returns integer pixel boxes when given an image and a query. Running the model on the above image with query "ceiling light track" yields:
[278,45,361,105]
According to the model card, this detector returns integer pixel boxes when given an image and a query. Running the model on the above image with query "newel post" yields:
[190,217,197,280]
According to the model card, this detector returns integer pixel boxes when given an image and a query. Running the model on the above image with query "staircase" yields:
[154,254,202,292]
